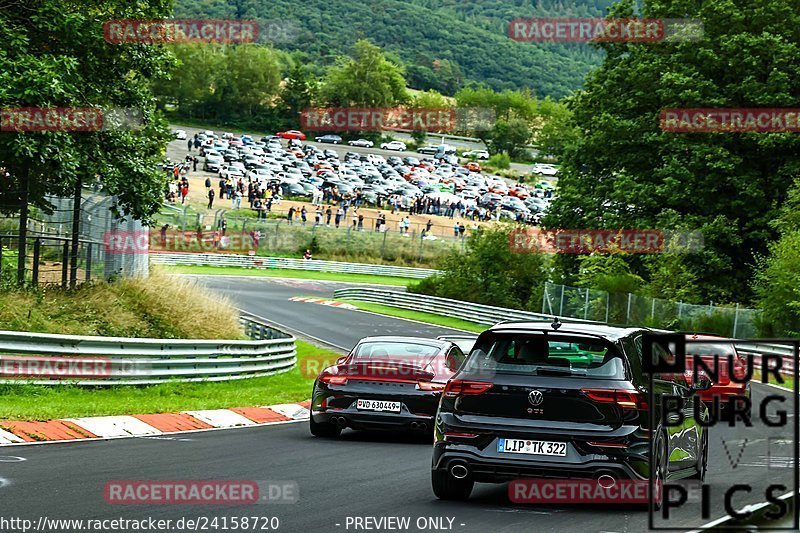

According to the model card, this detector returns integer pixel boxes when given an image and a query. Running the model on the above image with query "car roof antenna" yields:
[551,317,562,331]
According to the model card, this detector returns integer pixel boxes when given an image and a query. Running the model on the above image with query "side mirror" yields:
[335,357,347,365]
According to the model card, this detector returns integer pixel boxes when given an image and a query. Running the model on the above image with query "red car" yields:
[276,130,307,141]
[683,334,751,418]
[309,336,466,437]
[508,186,530,199]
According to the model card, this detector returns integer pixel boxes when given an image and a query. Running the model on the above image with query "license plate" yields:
[498,438,567,456]
[356,399,401,413]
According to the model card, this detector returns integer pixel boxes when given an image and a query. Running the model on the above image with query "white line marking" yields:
[0,456,26,462]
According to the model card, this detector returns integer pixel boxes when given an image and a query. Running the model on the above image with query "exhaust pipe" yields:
[419,422,428,431]
[331,416,347,428]
[450,463,469,480]
[410,422,419,430]
[596,474,616,489]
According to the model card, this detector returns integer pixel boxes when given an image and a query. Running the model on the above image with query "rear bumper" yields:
[312,410,433,431]
[432,444,644,483]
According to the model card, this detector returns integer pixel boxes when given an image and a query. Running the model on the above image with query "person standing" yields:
[219,177,226,200]
[207,188,215,209]
[192,156,198,172]
[180,183,189,204]
[187,139,192,152]
[357,213,364,231]
[334,207,343,228]
[205,176,211,192]
[315,208,322,226]
[351,209,358,229]
[325,207,332,226]
[301,206,307,225]
[426,219,433,235]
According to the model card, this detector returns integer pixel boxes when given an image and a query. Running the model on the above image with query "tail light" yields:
[444,432,479,441]
[417,382,446,392]
[320,374,348,386]
[582,388,648,410]
[444,380,493,398]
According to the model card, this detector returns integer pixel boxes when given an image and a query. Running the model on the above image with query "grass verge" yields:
[339,300,486,333]
[165,265,415,287]
[0,271,242,339]
[0,340,340,420]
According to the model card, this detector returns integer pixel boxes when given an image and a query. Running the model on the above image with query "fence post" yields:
[732,303,740,338]
[0,236,3,278]
[584,288,590,320]
[381,230,387,258]
[559,284,565,316]
[542,285,547,314]
[32,238,41,286]
[61,240,69,288]
[626,293,632,325]
[85,242,93,282]
[651,298,656,322]
[419,235,425,263]
[678,301,683,320]
[605,292,610,324]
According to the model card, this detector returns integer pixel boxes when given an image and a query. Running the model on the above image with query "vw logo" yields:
[528,390,544,406]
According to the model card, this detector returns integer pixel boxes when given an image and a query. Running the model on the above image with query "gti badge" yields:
[528,389,544,406]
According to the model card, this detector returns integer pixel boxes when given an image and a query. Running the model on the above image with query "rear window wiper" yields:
[535,367,576,376]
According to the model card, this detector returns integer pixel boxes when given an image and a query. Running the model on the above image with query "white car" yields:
[380,140,407,151]
[174,130,187,140]
[531,163,559,176]
[463,149,490,160]
[348,138,374,148]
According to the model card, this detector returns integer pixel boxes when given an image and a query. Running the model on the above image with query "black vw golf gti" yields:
[431,321,710,500]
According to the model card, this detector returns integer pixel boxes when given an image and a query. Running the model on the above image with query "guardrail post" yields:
[732,303,740,338]
[32,238,41,286]
[559,285,565,316]
[584,288,590,320]
[605,293,610,323]
[380,231,387,258]
[650,298,656,322]
[61,240,69,288]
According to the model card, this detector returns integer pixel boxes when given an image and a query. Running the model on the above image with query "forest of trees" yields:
[173,0,615,98]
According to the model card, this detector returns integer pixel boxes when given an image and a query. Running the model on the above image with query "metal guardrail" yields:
[151,252,440,279]
[333,287,603,326]
[0,316,296,386]
[334,288,798,375]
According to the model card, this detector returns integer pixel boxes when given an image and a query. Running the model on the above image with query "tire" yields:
[309,416,341,438]
[652,434,668,510]
[431,470,473,501]
[688,428,708,481]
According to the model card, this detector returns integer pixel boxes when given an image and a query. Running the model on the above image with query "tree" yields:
[490,119,531,159]
[279,63,318,125]
[321,40,409,107]
[546,0,800,303]
[1,0,174,285]
[411,226,547,310]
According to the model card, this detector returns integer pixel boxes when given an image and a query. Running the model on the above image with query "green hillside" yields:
[173,0,616,98]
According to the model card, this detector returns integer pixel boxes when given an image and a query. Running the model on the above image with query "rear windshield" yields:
[686,342,736,357]
[352,342,440,361]
[465,333,627,380]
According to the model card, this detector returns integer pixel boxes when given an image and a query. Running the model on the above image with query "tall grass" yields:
[0,269,242,339]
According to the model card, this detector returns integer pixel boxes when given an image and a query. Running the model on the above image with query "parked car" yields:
[381,140,407,151]
[203,154,223,172]
[531,163,559,176]
[276,130,307,141]
[315,134,343,144]
[348,138,374,148]
[310,336,466,437]
[431,321,710,501]
[417,145,439,155]
[463,149,490,160]
[173,129,187,140]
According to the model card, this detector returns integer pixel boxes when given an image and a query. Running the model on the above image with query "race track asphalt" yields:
[1,276,796,533]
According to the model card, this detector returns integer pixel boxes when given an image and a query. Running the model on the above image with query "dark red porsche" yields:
[309,336,466,438]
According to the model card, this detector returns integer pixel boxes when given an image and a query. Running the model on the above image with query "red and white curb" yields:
[0,400,310,446]
[288,296,357,309]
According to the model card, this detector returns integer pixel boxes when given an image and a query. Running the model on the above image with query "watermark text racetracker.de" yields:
[509,228,704,254]
[0,355,123,379]
[300,107,496,132]
[104,480,298,505]
[0,516,281,532]
[103,230,263,255]
[508,18,703,43]
[0,107,143,132]
[661,108,800,133]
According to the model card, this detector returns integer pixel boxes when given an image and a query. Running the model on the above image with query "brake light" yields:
[443,380,493,397]
[320,375,348,386]
[582,389,648,410]
[444,432,479,441]
[588,441,629,448]
[417,382,446,392]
